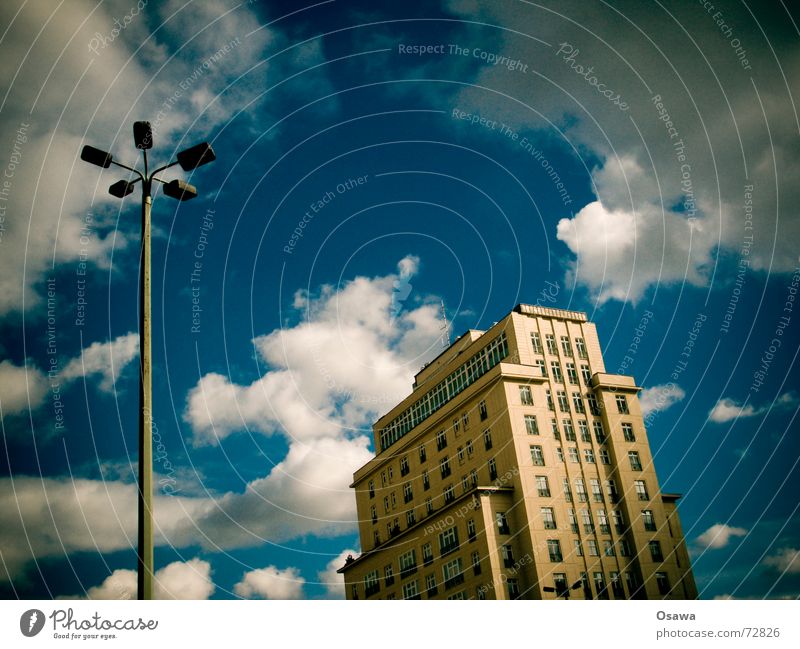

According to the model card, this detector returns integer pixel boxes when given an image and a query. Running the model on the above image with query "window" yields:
[625,571,639,597]
[439,526,460,556]
[541,507,556,529]
[568,447,580,464]
[351,584,358,599]
[594,572,609,600]
[563,418,576,441]
[383,496,390,514]
[574,541,584,559]
[551,361,563,383]
[403,482,413,503]
[655,571,671,595]
[422,470,430,491]
[402,579,420,600]
[519,385,533,405]
[531,332,543,353]
[593,420,606,444]
[466,439,474,457]
[388,466,394,482]
[546,334,557,355]
[616,395,629,414]
[496,512,510,535]
[483,428,493,450]
[610,571,625,599]
[507,578,520,599]
[501,544,515,568]
[572,393,585,413]
[453,417,460,435]
[629,451,643,471]
[567,508,579,534]
[479,400,488,421]
[530,445,545,466]
[406,509,416,526]
[447,590,466,600]
[606,479,620,503]
[649,540,663,562]
[547,539,563,562]
[368,480,375,498]
[581,364,591,384]
[443,558,464,589]
[400,456,410,476]
[488,458,498,481]
[462,413,469,429]
[622,422,635,441]
[560,335,573,356]
[553,573,568,597]
[461,474,469,493]
[436,429,447,451]
[457,446,465,464]
[618,538,632,557]
[597,509,610,534]
[391,492,397,508]
[613,509,625,533]
[440,456,451,479]
[425,573,437,597]
[555,447,564,462]
[371,505,377,524]
[584,448,596,464]
[535,358,547,377]
[384,564,394,586]
[566,362,578,384]
[443,484,455,504]
[578,419,591,442]
[422,542,434,565]
[581,508,594,533]
[575,478,587,502]
[419,444,427,463]
[551,418,560,439]
[599,448,611,465]
[642,510,656,531]
[587,393,601,415]
[472,550,482,575]
[381,471,387,487]
[557,390,569,412]
[536,475,551,497]
[469,469,478,488]
[467,518,477,542]
[563,478,572,502]
[590,479,603,502]
[634,480,649,501]
[576,337,588,359]
[425,497,433,515]
[546,389,555,411]
[587,539,599,556]
[373,530,381,547]
[399,549,417,578]
[524,414,539,435]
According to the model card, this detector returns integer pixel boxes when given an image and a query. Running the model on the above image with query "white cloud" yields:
[317,548,356,599]
[444,1,800,301]
[639,383,686,417]
[60,332,139,392]
[62,558,214,600]
[0,333,139,415]
[696,523,748,550]
[0,360,48,415]
[763,548,800,574]
[709,398,759,423]
[233,565,305,600]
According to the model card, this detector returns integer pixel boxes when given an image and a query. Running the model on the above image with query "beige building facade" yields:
[339,304,697,600]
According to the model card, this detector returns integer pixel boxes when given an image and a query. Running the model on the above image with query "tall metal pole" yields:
[137,177,154,601]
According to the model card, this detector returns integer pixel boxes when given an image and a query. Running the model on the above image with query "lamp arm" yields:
[110,159,145,182]
[149,160,179,183]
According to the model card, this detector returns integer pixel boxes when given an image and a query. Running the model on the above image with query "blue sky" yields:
[0,0,798,600]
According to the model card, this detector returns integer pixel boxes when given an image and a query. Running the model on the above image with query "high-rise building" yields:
[339,304,697,600]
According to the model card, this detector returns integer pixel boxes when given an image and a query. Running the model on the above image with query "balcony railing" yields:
[444,573,465,590]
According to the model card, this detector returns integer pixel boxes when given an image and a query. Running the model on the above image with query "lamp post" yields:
[81,122,215,600]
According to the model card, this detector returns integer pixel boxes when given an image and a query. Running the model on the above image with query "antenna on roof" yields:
[440,299,451,348]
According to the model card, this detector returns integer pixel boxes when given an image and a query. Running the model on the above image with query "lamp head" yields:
[80,145,112,168]
[133,121,153,150]
[163,179,197,201]
[176,142,216,171]
[109,180,135,198]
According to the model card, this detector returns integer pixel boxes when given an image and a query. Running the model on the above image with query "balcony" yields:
[385,576,395,587]
[365,583,381,597]
[440,541,460,557]
[498,524,510,535]
[399,565,417,579]
[444,573,465,590]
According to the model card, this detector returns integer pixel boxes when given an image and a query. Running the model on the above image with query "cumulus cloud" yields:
[708,392,797,423]
[639,383,686,417]
[444,1,800,302]
[233,565,305,599]
[0,333,139,415]
[0,360,48,415]
[696,523,748,550]
[317,548,356,599]
[62,558,214,600]
[763,548,800,574]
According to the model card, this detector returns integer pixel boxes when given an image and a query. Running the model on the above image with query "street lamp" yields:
[80,122,216,600]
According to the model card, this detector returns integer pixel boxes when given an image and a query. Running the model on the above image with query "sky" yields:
[0,0,798,600]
